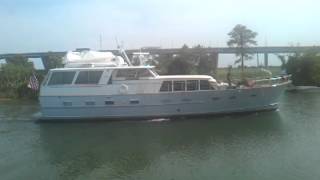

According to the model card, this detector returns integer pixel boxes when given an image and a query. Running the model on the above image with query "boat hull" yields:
[39,83,288,120]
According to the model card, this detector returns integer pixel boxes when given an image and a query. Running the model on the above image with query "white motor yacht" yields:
[39,50,290,120]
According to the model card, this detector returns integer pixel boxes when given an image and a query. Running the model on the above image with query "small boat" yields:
[39,50,291,120]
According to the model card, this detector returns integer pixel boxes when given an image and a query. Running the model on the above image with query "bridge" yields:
[1,46,320,69]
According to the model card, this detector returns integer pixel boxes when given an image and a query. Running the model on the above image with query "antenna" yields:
[99,34,102,50]
[115,37,120,49]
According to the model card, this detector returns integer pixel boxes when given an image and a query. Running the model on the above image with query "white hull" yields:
[39,82,288,120]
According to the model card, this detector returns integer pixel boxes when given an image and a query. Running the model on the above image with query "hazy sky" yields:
[1,0,320,54]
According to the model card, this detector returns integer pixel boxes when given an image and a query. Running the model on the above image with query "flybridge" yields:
[63,50,129,68]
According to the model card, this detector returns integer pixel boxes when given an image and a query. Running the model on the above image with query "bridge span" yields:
[1,46,320,69]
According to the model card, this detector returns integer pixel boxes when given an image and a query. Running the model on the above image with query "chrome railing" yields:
[254,75,292,86]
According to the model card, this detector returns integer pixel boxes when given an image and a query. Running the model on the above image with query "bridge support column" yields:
[264,53,268,67]
[213,53,218,74]
[41,56,50,70]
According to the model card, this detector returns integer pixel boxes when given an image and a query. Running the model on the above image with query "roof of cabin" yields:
[50,66,155,71]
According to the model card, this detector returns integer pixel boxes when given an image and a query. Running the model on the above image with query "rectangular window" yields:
[130,100,140,104]
[105,101,114,105]
[116,69,138,80]
[160,81,172,92]
[137,69,153,78]
[48,71,76,85]
[85,101,95,106]
[75,71,103,84]
[212,97,220,101]
[173,81,185,91]
[41,74,50,86]
[187,80,199,91]
[200,80,210,90]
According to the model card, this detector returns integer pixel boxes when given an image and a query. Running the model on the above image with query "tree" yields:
[0,61,35,98]
[154,44,217,75]
[286,52,320,86]
[167,57,192,75]
[41,53,63,70]
[227,24,257,78]
[197,54,214,75]
[6,55,32,67]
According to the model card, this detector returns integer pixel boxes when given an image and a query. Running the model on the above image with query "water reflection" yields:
[0,100,39,121]
[38,111,284,179]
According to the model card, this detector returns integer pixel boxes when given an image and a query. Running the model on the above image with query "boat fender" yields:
[119,84,129,94]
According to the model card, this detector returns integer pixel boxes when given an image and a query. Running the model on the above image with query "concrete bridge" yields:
[1,46,320,69]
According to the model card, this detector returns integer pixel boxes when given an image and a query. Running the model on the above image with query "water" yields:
[1,91,320,180]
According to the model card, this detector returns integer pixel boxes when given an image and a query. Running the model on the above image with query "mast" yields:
[115,38,132,66]
[119,48,132,66]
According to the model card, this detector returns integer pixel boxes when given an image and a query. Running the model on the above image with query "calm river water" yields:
[1,91,320,180]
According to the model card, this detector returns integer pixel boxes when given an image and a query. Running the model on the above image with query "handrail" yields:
[254,75,291,86]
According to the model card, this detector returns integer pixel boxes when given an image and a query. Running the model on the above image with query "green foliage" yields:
[227,24,257,77]
[5,55,30,66]
[154,44,217,75]
[197,56,213,75]
[41,53,63,70]
[167,57,192,75]
[0,57,44,99]
[286,53,320,86]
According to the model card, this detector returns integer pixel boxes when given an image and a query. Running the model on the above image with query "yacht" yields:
[39,50,290,120]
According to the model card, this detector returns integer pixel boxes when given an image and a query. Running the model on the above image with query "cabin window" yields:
[116,69,154,80]
[85,101,95,106]
[200,80,210,90]
[137,69,153,78]
[187,80,199,91]
[105,101,114,105]
[212,97,220,101]
[173,81,185,91]
[116,69,138,80]
[130,99,140,104]
[75,71,103,84]
[48,71,76,85]
[41,74,50,86]
[160,81,172,92]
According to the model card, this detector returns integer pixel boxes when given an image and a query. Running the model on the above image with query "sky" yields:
[1,0,320,67]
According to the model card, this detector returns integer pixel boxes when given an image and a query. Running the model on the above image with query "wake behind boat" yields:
[39,49,291,120]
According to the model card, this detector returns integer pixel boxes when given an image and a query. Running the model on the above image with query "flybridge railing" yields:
[254,75,292,86]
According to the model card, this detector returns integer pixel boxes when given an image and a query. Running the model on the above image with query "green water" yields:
[1,91,320,180]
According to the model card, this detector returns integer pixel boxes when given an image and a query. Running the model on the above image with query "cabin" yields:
[41,66,222,97]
